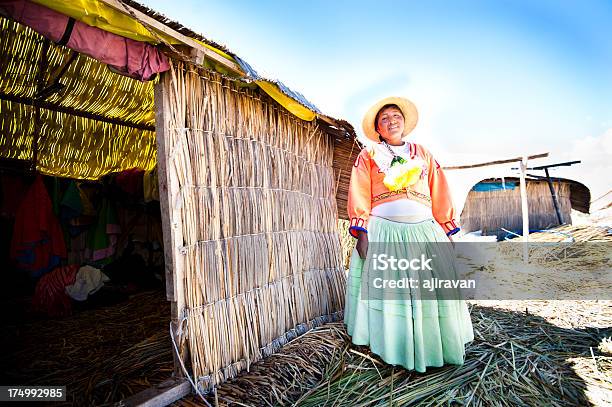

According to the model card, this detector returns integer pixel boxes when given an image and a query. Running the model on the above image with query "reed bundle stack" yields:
[158,62,346,391]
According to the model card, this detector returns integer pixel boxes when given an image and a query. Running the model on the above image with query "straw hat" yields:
[362,96,418,142]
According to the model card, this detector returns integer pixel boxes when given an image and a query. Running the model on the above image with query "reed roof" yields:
[0,2,358,210]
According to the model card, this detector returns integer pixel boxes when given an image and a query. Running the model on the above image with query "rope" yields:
[177,230,337,252]
[184,267,341,312]
[169,318,212,406]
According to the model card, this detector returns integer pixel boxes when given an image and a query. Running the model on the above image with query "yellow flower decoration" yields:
[383,162,423,191]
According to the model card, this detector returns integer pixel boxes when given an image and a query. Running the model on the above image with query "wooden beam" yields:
[0,92,155,131]
[154,76,186,378]
[519,156,529,262]
[544,168,563,225]
[98,0,244,76]
[31,38,50,172]
[525,160,581,170]
[116,378,191,407]
[444,152,549,170]
[154,81,176,303]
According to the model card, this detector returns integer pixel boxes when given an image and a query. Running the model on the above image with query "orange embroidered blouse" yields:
[347,143,460,238]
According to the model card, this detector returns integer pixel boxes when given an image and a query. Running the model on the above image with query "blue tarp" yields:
[472,181,516,192]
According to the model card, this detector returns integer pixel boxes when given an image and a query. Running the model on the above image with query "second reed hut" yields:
[460,176,590,238]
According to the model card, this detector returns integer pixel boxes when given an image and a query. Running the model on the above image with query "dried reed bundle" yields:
[161,61,346,391]
[293,303,610,407]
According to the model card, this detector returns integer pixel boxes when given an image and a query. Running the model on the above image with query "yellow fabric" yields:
[29,1,318,123]
[256,81,316,122]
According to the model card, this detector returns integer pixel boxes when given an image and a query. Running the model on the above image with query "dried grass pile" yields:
[497,224,612,271]
[527,224,612,243]
[0,290,173,406]
[178,302,610,406]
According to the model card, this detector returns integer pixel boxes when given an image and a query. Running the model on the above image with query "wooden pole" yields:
[0,92,155,131]
[544,168,563,225]
[31,38,51,172]
[444,152,549,170]
[519,156,529,262]
[154,76,186,378]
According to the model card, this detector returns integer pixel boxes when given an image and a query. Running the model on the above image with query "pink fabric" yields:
[0,0,170,81]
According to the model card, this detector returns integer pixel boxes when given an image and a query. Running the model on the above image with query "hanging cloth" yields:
[90,198,121,264]
[10,175,67,277]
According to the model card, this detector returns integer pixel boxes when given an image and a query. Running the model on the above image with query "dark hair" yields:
[374,104,403,132]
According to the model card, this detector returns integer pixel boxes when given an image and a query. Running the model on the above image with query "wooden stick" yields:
[519,156,529,262]
[444,152,549,170]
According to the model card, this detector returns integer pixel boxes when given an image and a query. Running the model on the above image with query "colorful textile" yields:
[344,217,474,372]
[60,181,83,235]
[0,0,170,81]
[60,181,97,238]
[90,198,121,264]
[65,265,109,301]
[32,264,78,317]
[348,143,459,237]
[10,176,66,277]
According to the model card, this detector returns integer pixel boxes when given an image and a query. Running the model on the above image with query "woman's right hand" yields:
[356,231,369,259]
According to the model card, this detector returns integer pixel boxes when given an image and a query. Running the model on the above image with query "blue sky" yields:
[141,0,611,200]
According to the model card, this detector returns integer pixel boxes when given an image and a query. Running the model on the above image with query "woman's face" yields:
[376,106,405,145]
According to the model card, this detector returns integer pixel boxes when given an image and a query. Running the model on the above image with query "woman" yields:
[344,96,473,372]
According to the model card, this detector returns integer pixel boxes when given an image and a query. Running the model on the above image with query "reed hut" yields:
[460,176,590,238]
[0,0,358,402]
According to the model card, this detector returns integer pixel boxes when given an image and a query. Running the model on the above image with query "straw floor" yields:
[174,301,610,407]
[0,290,173,406]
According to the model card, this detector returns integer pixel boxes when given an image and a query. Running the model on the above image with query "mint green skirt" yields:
[344,216,474,372]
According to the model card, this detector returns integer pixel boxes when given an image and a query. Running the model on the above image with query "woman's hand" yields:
[356,231,369,259]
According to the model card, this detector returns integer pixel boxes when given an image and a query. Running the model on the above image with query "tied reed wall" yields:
[461,181,572,238]
[156,62,346,391]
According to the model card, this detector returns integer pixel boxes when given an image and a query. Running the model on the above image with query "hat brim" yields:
[362,97,418,143]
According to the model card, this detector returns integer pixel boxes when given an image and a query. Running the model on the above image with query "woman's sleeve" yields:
[347,151,372,238]
[426,149,460,236]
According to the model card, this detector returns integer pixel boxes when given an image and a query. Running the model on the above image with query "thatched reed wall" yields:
[157,62,346,391]
[0,17,157,179]
[461,180,572,238]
